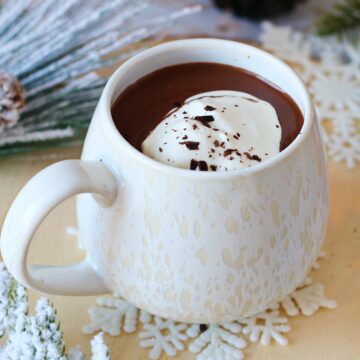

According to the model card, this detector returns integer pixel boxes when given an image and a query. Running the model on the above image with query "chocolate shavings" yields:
[204,105,216,111]
[190,159,208,171]
[244,97,258,103]
[190,159,198,170]
[179,141,200,150]
[244,152,262,162]
[193,115,215,128]
[199,161,208,171]
[224,149,237,157]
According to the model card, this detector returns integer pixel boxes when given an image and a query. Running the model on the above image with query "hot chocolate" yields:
[111,62,303,171]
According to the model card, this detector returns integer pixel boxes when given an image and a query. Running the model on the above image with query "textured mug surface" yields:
[0,39,327,323]
[77,39,327,323]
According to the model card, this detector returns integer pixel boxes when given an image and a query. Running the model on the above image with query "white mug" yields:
[1,39,327,323]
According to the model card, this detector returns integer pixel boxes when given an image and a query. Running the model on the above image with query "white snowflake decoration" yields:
[260,22,360,168]
[280,281,337,317]
[83,295,138,336]
[139,316,189,360]
[239,310,290,346]
[187,323,246,360]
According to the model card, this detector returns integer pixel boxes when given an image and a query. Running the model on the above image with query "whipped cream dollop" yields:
[141,90,281,171]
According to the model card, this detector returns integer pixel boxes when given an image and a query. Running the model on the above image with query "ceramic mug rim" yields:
[99,38,314,179]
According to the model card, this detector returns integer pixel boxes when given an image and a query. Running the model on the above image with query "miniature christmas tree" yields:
[0,263,112,359]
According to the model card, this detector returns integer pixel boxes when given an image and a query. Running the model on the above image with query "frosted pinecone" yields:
[0,72,25,133]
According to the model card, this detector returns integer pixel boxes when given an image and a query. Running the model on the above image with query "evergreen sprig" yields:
[316,0,360,38]
[0,0,200,156]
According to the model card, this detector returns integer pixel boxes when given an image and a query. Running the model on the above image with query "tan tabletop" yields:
[0,146,359,359]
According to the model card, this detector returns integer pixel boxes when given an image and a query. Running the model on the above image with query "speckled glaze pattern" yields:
[77,39,327,323]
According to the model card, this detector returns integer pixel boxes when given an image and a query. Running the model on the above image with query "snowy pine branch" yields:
[0,0,200,155]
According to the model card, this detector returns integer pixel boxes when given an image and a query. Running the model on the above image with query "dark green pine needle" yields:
[316,0,360,38]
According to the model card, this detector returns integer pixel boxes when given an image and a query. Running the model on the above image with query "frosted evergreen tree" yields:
[67,346,85,360]
[2,298,66,360]
[91,333,111,360]
[0,263,28,337]
[0,263,112,359]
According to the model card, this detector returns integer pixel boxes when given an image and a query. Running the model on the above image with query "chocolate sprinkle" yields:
[224,149,236,157]
[199,160,208,171]
[190,159,198,170]
[180,141,200,150]
[199,324,208,332]
[193,115,215,128]
[244,152,262,162]
[159,147,163,152]
[244,97,258,103]
[210,165,217,171]
[190,159,208,171]
[214,140,220,147]
[204,105,216,111]
[182,135,188,140]
[192,124,198,130]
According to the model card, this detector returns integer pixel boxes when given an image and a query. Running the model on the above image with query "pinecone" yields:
[213,0,305,19]
[0,72,25,133]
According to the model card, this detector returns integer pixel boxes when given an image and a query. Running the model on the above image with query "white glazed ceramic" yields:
[1,39,327,323]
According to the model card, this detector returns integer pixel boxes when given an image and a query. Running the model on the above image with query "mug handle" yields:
[1,159,117,296]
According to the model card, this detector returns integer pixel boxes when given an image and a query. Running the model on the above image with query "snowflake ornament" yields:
[280,282,337,317]
[187,322,246,360]
[312,250,326,270]
[260,22,360,168]
[327,132,360,168]
[139,316,189,360]
[239,310,290,346]
[83,295,139,336]
[310,71,360,112]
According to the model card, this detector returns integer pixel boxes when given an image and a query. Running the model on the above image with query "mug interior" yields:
[102,38,313,177]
